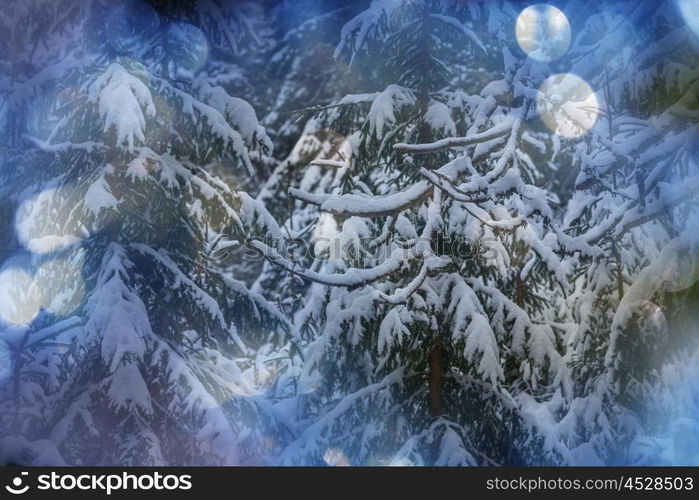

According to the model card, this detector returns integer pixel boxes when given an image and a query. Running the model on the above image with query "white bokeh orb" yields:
[35,256,86,317]
[660,250,699,293]
[537,73,600,138]
[516,4,572,62]
[166,23,210,77]
[0,268,42,325]
[677,0,699,39]
[15,187,83,254]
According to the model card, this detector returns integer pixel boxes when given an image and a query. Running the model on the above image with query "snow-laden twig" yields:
[250,240,404,287]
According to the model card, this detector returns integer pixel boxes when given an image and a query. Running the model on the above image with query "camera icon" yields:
[5,472,29,495]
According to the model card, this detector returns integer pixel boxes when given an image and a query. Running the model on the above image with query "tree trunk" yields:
[613,242,624,303]
[428,337,444,417]
[419,8,443,420]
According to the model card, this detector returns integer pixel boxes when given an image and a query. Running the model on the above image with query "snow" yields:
[290,181,431,217]
[250,240,403,287]
[88,63,156,151]
[126,154,150,181]
[334,0,407,66]
[428,14,486,53]
[130,243,228,329]
[394,121,512,153]
[0,268,41,325]
[86,245,148,373]
[463,313,502,385]
[150,76,258,175]
[424,100,456,137]
[25,235,82,255]
[281,368,405,465]
[84,170,119,215]
[14,187,83,254]
[107,363,153,415]
[367,85,415,140]
[197,81,273,150]
[377,308,410,354]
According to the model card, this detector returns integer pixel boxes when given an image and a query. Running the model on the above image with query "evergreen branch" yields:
[393,122,511,154]
[250,240,405,288]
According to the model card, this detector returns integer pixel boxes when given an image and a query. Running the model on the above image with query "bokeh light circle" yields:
[661,250,699,293]
[516,4,571,62]
[15,188,83,254]
[166,23,210,77]
[0,268,42,325]
[35,256,86,317]
[677,0,699,39]
[627,300,669,338]
[537,73,600,138]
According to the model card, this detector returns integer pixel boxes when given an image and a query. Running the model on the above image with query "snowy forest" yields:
[1,0,698,466]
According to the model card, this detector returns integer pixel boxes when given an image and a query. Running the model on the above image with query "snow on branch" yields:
[289,182,432,217]
[376,255,450,304]
[150,75,256,175]
[129,243,228,330]
[393,121,512,154]
[427,14,486,53]
[88,63,156,152]
[280,367,405,464]
[249,240,403,288]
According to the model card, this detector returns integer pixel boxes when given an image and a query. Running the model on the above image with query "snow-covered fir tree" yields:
[251,0,576,465]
